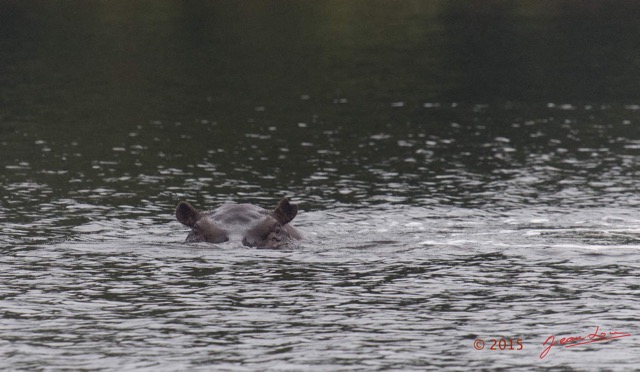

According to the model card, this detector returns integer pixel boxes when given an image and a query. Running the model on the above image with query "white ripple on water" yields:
[1,204,640,370]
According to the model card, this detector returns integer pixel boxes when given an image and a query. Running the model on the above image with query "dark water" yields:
[1,1,640,370]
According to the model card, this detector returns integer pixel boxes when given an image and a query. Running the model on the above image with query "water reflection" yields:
[3,101,640,243]
[2,1,640,370]
[2,234,638,370]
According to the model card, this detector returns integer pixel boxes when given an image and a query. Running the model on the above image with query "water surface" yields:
[1,1,640,370]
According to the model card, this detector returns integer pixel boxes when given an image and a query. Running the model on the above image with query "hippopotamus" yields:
[175,197,301,248]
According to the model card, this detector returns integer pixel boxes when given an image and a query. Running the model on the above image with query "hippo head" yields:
[175,197,301,249]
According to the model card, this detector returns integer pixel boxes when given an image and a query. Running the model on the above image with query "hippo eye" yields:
[260,224,281,241]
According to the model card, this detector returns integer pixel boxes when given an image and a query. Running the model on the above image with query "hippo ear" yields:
[274,197,298,225]
[176,201,200,227]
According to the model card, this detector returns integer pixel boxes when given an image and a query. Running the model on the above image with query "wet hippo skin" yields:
[175,197,301,249]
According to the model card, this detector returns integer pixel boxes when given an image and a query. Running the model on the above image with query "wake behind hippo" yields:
[175,197,301,249]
